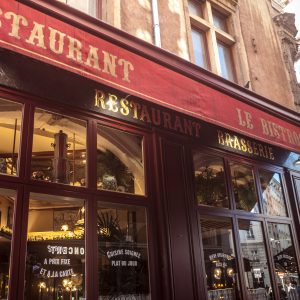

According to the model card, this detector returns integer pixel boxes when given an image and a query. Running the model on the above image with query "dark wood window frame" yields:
[191,146,300,300]
[0,88,159,300]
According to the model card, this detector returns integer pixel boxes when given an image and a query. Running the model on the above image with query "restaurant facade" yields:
[0,1,300,299]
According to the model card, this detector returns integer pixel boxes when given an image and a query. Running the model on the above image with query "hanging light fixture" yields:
[294,157,300,166]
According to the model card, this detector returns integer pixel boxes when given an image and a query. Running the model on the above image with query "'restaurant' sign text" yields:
[95,89,202,137]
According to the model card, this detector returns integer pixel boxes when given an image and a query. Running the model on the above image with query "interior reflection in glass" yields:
[200,217,241,300]
[25,193,85,300]
[230,162,259,213]
[0,99,22,176]
[98,203,150,299]
[97,125,144,195]
[193,152,228,208]
[238,220,273,299]
[0,188,16,299]
[268,223,300,300]
[260,171,287,217]
[31,109,87,186]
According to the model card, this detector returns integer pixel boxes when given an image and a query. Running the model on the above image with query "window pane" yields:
[238,220,274,299]
[260,171,287,217]
[0,188,16,299]
[56,0,96,17]
[31,109,87,186]
[97,203,150,299]
[200,217,241,300]
[230,162,259,213]
[97,125,145,195]
[217,42,235,81]
[25,193,85,300]
[0,99,22,176]
[212,9,228,32]
[193,152,228,208]
[268,223,300,300]
[191,28,209,69]
[188,0,203,18]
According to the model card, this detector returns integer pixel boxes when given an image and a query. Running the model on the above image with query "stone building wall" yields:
[237,0,295,109]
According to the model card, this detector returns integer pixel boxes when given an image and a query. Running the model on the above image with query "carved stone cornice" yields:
[273,12,298,37]
[273,12,300,108]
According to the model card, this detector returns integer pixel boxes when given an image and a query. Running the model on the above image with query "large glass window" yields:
[31,109,87,186]
[230,162,259,213]
[97,125,145,195]
[238,220,274,299]
[268,223,300,300]
[0,188,16,299]
[25,193,85,300]
[200,217,240,300]
[260,170,287,217]
[193,152,228,208]
[0,99,22,176]
[194,149,298,299]
[97,203,150,299]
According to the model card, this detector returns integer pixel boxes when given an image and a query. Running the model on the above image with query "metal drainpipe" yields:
[151,0,162,47]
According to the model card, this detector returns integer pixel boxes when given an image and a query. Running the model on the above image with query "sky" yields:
[284,0,300,81]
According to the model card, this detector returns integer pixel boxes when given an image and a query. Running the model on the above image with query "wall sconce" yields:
[294,157,300,166]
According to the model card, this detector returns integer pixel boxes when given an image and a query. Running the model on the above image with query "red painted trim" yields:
[16,0,300,124]
[1,0,299,153]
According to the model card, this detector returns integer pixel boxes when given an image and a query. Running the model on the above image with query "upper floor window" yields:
[56,0,100,18]
[187,0,236,81]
